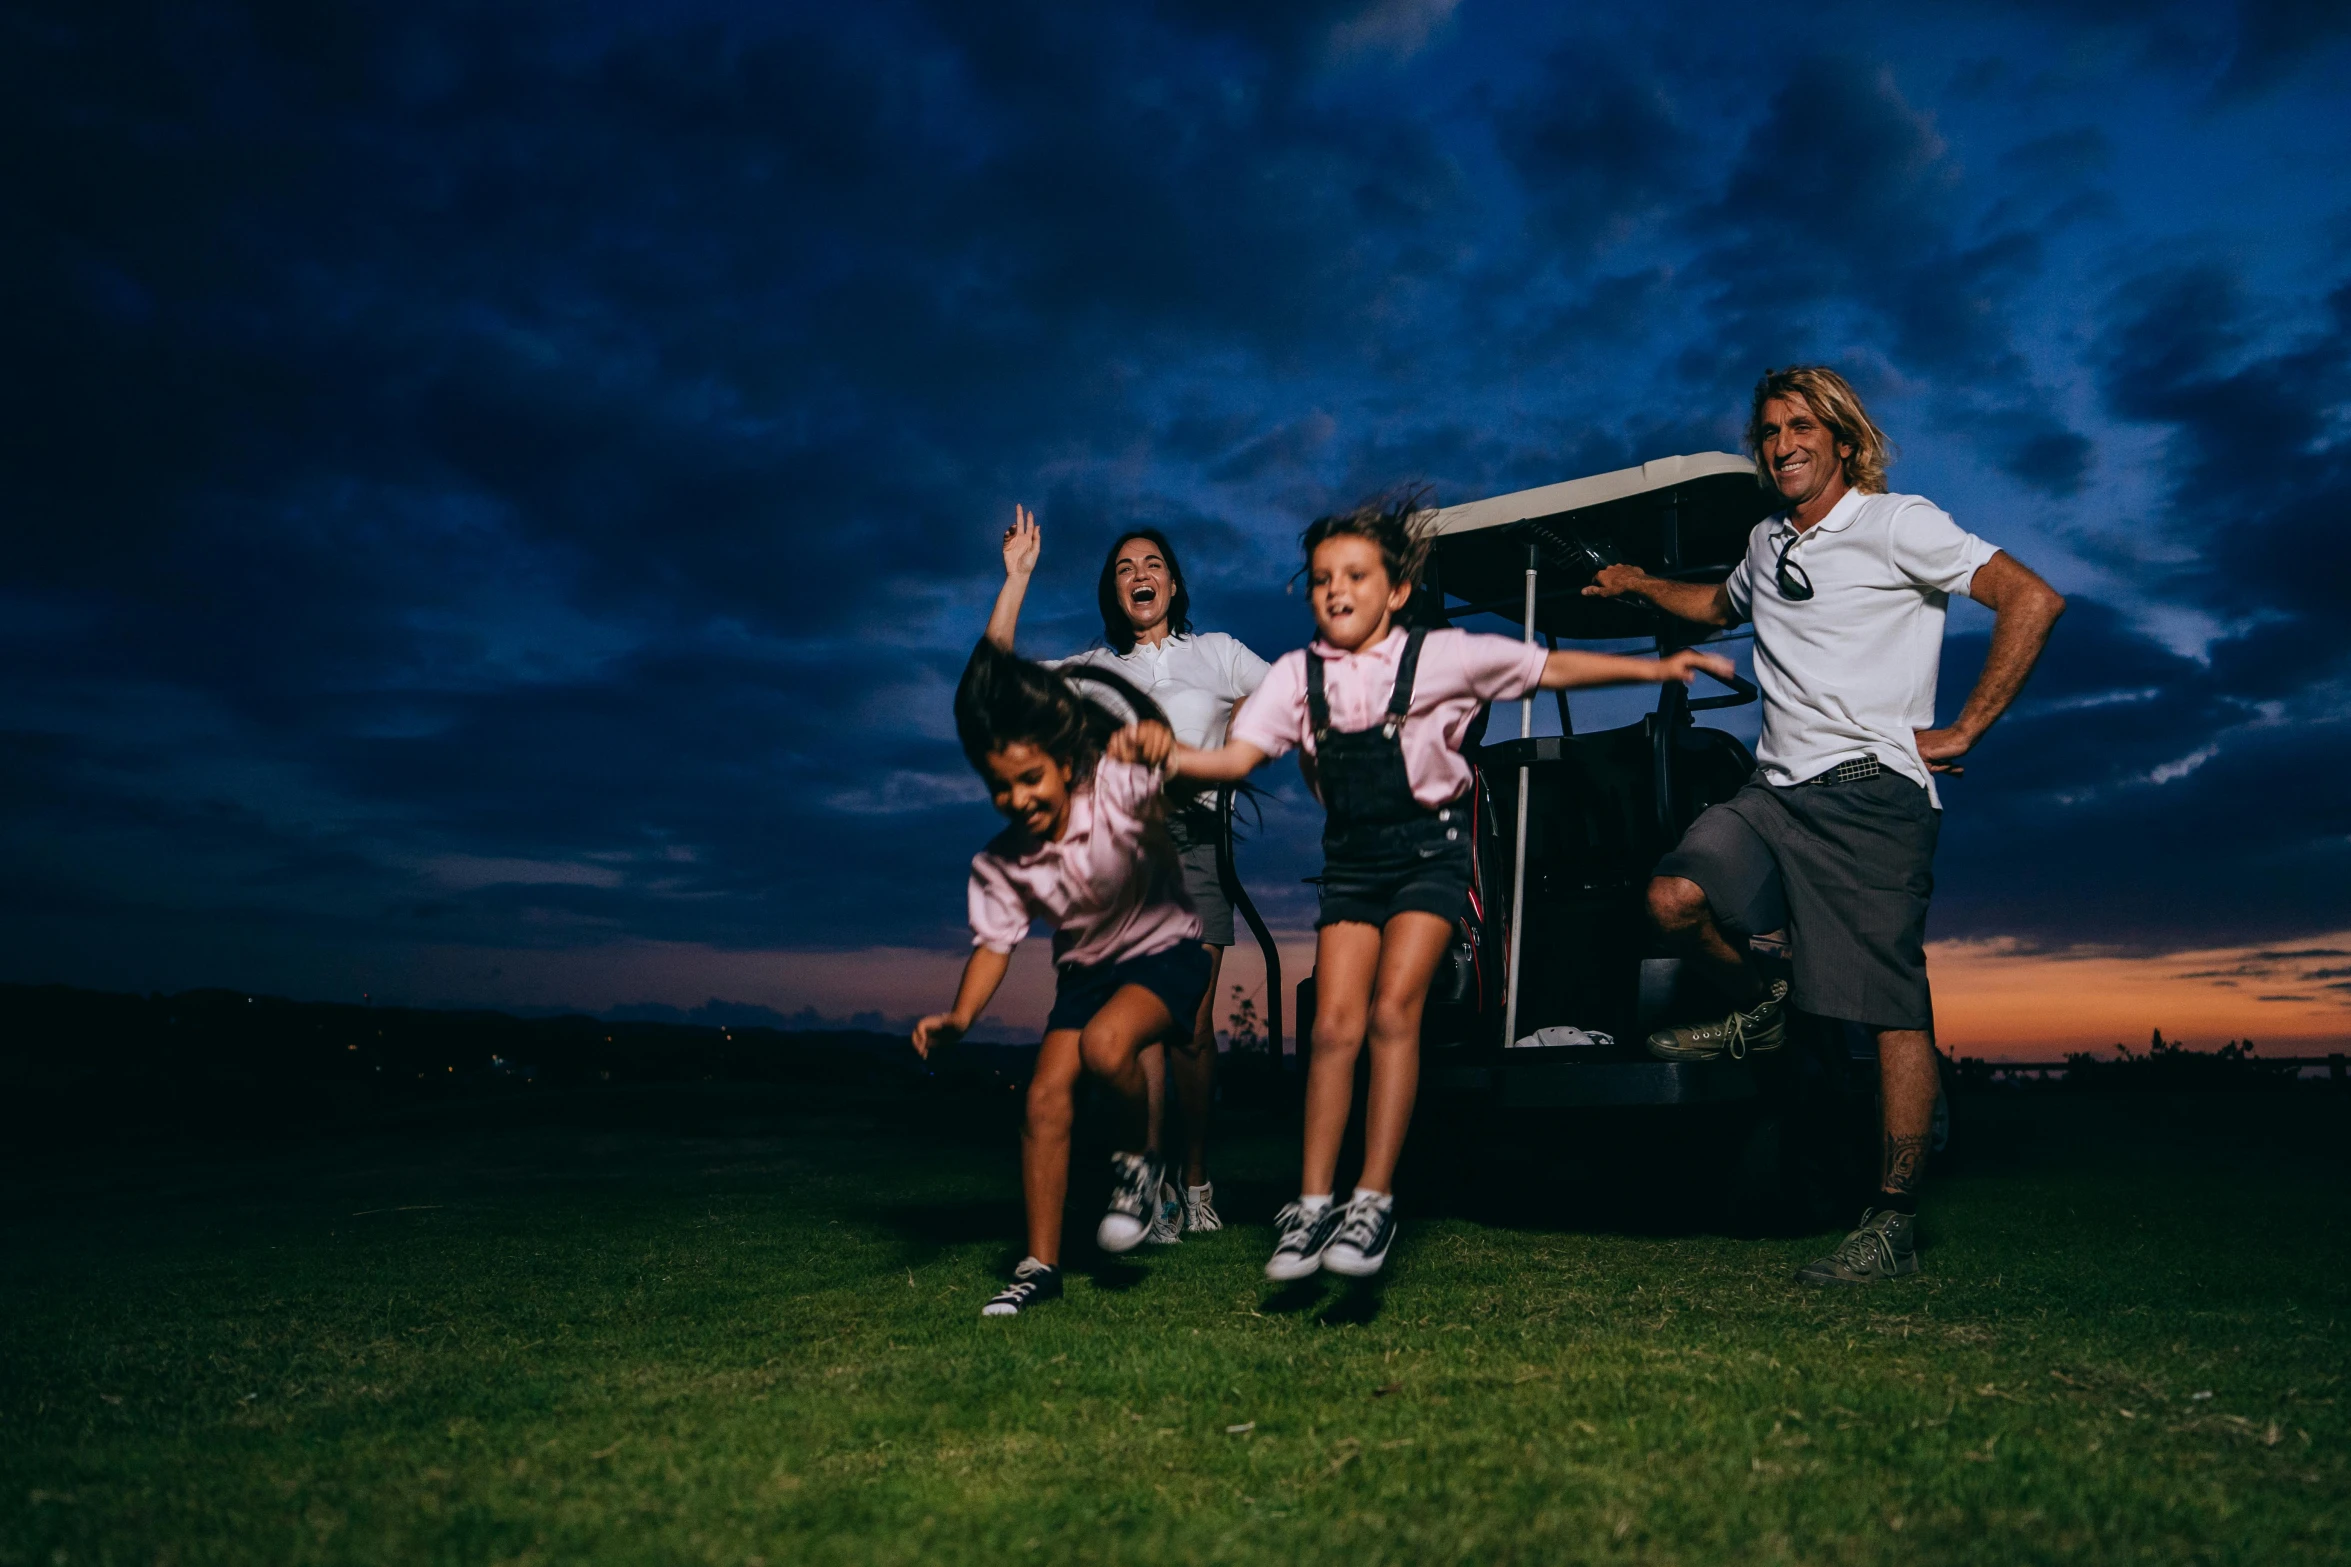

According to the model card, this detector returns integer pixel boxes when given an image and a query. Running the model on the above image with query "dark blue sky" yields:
[7,1,2349,1031]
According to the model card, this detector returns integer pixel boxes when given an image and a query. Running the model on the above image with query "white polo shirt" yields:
[1725,489,2000,807]
[1046,631,1271,750]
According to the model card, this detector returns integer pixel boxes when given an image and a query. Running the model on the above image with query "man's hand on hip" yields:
[1914,727,1970,775]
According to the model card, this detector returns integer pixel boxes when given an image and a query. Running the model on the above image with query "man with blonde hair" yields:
[1587,366,2065,1284]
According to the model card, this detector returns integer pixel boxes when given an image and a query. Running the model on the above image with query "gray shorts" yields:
[1167,809,1235,947]
[1655,770,1939,1031]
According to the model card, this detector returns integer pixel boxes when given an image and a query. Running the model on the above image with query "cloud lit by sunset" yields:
[1929,935,2351,1058]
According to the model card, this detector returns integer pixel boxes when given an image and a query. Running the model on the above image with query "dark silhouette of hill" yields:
[0,983,1033,1157]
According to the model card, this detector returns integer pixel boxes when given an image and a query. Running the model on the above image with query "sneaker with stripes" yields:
[1321,1192,1397,1278]
[1145,1180,1184,1245]
[1265,1198,1343,1281]
[1096,1151,1162,1254]
[1182,1182,1223,1234]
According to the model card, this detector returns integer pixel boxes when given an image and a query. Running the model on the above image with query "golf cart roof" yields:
[1423,452,1776,641]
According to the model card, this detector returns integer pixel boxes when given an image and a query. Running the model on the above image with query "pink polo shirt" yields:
[968,757,1202,969]
[1229,627,1549,809]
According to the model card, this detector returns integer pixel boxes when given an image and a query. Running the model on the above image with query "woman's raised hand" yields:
[1002,504,1041,579]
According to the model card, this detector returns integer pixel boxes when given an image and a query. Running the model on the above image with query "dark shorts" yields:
[1655,769,1940,1031]
[1166,809,1234,947]
[1045,941,1213,1035]
[1317,805,1472,930]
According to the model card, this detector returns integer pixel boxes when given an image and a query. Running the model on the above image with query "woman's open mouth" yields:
[1129,586,1157,605]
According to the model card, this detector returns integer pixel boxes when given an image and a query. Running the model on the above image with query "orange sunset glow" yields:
[378,929,2351,1062]
[1927,933,2351,1057]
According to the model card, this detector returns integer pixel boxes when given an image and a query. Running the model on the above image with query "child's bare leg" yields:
[1357,911,1454,1193]
[1302,922,1383,1196]
[1140,1041,1167,1159]
[1169,945,1225,1186]
[1078,984,1176,1154]
[1021,1029,1084,1265]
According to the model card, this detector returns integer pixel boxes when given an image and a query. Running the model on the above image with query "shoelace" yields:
[1830,1222,1899,1274]
[994,1266,1052,1304]
[1272,1202,1322,1251]
[1108,1158,1154,1217]
[1721,987,1784,1061]
[1333,1200,1388,1251]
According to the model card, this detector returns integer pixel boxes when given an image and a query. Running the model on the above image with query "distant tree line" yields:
[1951,1029,2333,1093]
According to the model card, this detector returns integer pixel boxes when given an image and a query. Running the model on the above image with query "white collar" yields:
[1774,487,1866,540]
[1309,624,1407,662]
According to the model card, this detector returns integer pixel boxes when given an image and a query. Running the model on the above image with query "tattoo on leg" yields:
[1881,1133,1929,1195]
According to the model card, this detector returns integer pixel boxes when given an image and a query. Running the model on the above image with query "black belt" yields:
[1804,754,1884,786]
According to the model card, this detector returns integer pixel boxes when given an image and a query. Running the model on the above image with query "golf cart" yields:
[1291,453,1918,1228]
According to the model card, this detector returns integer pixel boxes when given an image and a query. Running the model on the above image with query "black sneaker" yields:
[1794,1208,1920,1285]
[1322,1193,1397,1278]
[1264,1200,1343,1282]
[1096,1152,1161,1254]
[981,1258,1062,1317]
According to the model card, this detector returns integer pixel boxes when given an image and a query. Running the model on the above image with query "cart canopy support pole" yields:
[1503,544,1536,1050]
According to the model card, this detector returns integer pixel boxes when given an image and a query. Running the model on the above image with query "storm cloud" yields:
[3,0,2347,1010]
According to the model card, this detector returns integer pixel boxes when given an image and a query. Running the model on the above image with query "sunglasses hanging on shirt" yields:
[1774,530,1815,601]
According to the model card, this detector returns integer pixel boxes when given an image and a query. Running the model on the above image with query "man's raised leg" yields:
[1648,874,1764,1005]
[1643,875,1787,1061]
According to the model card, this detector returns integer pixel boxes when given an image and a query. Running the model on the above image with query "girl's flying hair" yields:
[1096,529,1194,653]
[1300,484,1438,590]
[954,639,1169,780]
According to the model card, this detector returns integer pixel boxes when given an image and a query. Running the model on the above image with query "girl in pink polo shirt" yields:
[913,641,1209,1317]
[1121,494,1730,1283]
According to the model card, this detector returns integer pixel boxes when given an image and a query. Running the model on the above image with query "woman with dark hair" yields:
[986,506,1270,1243]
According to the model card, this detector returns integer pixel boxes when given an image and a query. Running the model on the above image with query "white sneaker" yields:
[1096,1152,1159,1254]
[1145,1180,1184,1245]
[1183,1182,1223,1234]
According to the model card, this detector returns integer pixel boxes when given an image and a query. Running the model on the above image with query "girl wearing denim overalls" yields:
[1117,493,1730,1281]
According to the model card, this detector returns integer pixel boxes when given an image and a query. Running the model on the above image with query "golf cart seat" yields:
[1465,715,1756,1058]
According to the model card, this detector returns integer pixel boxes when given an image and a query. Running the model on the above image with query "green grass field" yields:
[4,1087,2346,1565]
